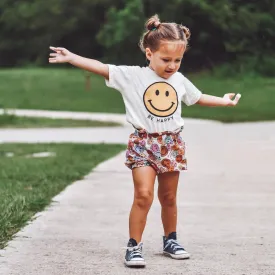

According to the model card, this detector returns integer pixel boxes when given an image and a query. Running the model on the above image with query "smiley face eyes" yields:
[155,90,170,97]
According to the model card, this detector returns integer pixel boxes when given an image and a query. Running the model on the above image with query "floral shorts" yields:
[125,127,187,174]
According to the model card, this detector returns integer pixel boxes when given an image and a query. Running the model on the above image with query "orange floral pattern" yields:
[125,128,187,174]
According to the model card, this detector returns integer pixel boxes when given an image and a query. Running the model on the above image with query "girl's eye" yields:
[176,60,181,63]
[163,59,169,62]
[155,90,160,96]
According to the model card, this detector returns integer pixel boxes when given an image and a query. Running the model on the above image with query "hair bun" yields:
[180,25,191,40]
[146,14,161,31]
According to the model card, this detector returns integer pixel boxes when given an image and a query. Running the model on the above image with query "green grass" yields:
[0,68,275,122]
[0,68,125,113]
[0,143,125,249]
[0,114,121,128]
[184,73,275,122]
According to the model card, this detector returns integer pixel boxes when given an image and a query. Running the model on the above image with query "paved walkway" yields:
[0,108,129,125]
[0,109,275,274]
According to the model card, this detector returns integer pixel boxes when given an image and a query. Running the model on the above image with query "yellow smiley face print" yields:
[143,82,178,117]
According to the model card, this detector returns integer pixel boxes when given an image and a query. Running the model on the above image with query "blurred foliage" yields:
[0,0,275,75]
[97,0,145,65]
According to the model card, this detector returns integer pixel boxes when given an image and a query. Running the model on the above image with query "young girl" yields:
[49,14,241,268]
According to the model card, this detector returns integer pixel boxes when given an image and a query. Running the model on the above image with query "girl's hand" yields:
[49,46,74,63]
[223,93,241,106]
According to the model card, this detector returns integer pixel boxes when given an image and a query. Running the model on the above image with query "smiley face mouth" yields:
[148,100,175,112]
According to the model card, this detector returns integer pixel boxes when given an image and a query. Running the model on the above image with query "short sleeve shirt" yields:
[105,65,202,133]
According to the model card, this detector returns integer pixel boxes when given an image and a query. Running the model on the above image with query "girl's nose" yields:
[168,63,176,70]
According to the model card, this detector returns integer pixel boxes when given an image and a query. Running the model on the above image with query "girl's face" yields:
[146,41,186,79]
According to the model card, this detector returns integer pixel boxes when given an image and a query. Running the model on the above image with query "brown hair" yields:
[139,14,191,53]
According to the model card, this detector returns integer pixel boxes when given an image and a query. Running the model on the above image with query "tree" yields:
[96,0,145,65]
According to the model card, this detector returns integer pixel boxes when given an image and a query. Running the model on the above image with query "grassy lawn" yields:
[0,68,275,122]
[0,114,121,128]
[0,143,125,249]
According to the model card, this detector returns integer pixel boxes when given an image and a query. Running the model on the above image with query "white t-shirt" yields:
[105,65,202,133]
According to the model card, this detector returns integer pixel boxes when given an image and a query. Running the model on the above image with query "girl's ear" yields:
[145,48,152,61]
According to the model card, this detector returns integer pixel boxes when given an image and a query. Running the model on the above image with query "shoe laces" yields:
[164,239,184,251]
[124,242,143,258]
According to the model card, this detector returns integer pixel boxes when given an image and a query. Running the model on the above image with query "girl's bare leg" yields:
[157,171,179,236]
[129,166,156,243]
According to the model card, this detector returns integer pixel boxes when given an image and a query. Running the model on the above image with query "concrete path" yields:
[0,110,275,274]
[0,108,129,125]
[0,108,218,144]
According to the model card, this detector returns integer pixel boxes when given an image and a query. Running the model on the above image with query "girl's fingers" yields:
[227,93,236,99]
[49,46,57,52]
[234,93,241,103]
[56,47,65,52]
[50,53,58,57]
[235,93,241,100]
[49,58,57,63]
[223,93,235,100]
[49,46,66,53]
[224,93,241,106]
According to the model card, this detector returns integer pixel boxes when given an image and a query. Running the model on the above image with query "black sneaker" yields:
[163,232,190,259]
[124,238,146,267]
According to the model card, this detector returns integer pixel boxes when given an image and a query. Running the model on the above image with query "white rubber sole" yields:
[163,251,190,260]
[124,259,146,267]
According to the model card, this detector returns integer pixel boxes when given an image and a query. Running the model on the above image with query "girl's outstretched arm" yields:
[196,93,241,107]
[49,46,109,79]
